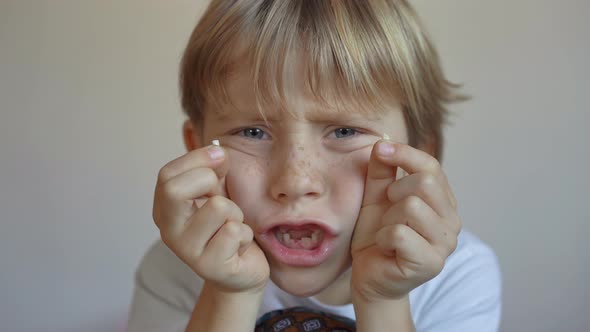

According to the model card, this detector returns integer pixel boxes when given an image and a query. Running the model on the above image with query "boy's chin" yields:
[271,273,329,297]
[269,265,346,298]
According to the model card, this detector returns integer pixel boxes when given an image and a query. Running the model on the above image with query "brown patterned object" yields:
[255,306,356,332]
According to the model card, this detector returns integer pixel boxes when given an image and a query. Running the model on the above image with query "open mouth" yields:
[274,225,325,250]
[260,223,335,267]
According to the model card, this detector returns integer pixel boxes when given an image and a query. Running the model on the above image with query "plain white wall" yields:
[0,1,588,331]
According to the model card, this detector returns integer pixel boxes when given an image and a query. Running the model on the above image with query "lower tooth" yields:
[283,233,291,244]
[301,237,311,248]
[277,230,322,249]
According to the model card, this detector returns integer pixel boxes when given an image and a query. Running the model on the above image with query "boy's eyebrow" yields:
[304,111,382,123]
[211,109,279,122]
[210,109,387,127]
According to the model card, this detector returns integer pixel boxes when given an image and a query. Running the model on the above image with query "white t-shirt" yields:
[127,230,501,332]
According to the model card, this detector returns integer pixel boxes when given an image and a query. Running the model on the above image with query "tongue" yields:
[276,227,323,250]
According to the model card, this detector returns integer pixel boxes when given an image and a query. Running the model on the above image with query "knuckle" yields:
[391,224,408,244]
[157,165,175,183]
[403,195,423,215]
[159,180,179,199]
[417,173,437,191]
[444,227,459,252]
[446,214,462,235]
[206,195,230,211]
[243,224,254,241]
[201,167,218,182]
[232,206,245,223]
[206,196,244,222]
[222,220,242,237]
[426,157,441,173]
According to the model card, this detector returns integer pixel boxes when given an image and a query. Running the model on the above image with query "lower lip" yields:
[259,231,336,267]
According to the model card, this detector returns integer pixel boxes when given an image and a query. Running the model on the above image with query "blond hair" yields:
[180,0,465,160]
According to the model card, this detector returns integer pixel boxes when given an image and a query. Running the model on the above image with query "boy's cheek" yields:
[328,152,369,216]
[225,154,268,206]
[342,147,372,179]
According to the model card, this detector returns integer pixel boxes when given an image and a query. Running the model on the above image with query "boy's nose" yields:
[269,148,325,203]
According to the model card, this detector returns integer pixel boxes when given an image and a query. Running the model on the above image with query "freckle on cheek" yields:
[239,160,263,177]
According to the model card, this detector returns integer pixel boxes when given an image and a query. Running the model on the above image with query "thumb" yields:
[361,140,398,207]
[209,145,230,197]
[352,140,398,253]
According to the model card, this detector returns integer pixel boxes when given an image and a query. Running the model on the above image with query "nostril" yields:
[270,167,325,201]
[277,192,317,200]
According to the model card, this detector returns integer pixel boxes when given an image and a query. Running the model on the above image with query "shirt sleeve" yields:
[126,240,203,332]
[412,231,502,332]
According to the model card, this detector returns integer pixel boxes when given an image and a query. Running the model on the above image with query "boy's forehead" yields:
[215,80,396,120]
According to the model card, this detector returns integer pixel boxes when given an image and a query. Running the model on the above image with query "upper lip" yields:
[259,217,337,236]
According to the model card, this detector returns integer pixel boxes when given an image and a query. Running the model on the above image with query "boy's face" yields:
[189,68,408,297]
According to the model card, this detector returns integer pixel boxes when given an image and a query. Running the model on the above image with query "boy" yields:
[128,1,501,331]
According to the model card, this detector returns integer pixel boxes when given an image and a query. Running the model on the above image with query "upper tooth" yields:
[311,232,318,242]
[283,232,291,243]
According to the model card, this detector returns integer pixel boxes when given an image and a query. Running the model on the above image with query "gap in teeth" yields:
[275,227,323,249]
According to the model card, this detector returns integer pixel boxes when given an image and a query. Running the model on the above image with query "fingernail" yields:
[377,141,395,157]
[208,146,225,160]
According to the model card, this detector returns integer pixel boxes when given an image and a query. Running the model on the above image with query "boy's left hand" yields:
[350,140,461,303]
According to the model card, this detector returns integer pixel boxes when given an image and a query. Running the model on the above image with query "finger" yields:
[354,140,399,253]
[361,140,398,207]
[387,172,455,218]
[153,167,218,234]
[178,196,244,257]
[381,196,454,257]
[373,142,457,211]
[351,203,390,253]
[375,224,444,277]
[374,142,441,176]
[204,221,253,263]
[236,223,254,256]
[159,167,218,203]
[157,145,229,185]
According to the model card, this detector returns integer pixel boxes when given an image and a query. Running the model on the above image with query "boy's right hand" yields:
[152,145,269,293]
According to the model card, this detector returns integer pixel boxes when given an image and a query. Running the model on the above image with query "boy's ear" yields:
[182,119,203,151]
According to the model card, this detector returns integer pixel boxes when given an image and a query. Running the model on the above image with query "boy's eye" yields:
[333,128,357,138]
[240,127,267,140]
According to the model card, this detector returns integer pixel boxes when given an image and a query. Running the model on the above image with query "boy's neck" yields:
[312,268,352,306]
